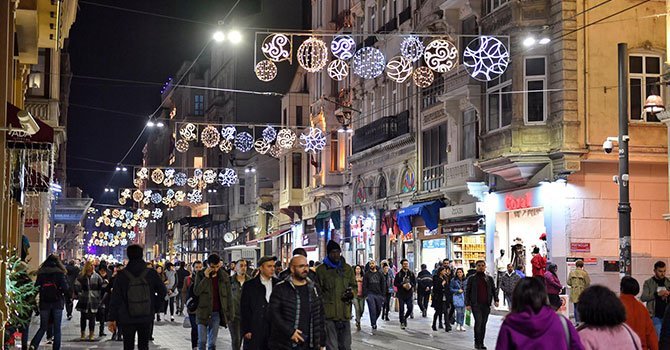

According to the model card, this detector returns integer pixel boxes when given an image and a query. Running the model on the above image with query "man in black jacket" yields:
[269,255,325,350]
[278,248,319,287]
[362,260,385,330]
[176,261,190,315]
[417,264,433,317]
[240,256,278,350]
[65,260,80,320]
[108,244,167,350]
[464,260,498,350]
[393,259,416,330]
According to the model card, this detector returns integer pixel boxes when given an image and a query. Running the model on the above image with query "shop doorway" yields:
[494,207,546,275]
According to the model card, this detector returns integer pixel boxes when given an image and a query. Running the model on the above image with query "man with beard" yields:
[269,255,325,350]
[240,256,278,350]
[465,260,498,350]
[362,260,386,330]
[230,259,251,350]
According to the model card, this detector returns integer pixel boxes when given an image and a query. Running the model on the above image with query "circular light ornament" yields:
[175,191,186,202]
[262,126,277,142]
[187,190,203,204]
[136,167,149,180]
[151,168,164,185]
[163,177,174,187]
[297,37,329,73]
[174,172,187,187]
[150,193,162,204]
[133,178,142,187]
[330,35,356,60]
[234,132,254,152]
[118,197,127,205]
[152,208,163,219]
[352,47,386,79]
[219,139,233,153]
[269,144,282,158]
[175,139,189,153]
[300,127,327,153]
[424,39,459,73]
[327,59,349,81]
[255,60,278,82]
[121,189,131,199]
[193,168,203,179]
[162,196,171,205]
[400,36,425,62]
[112,209,120,218]
[187,177,199,188]
[261,33,291,62]
[386,56,413,83]
[203,169,217,184]
[179,123,197,141]
[166,189,175,199]
[413,66,435,88]
[221,126,236,140]
[218,168,238,187]
[201,125,221,148]
[276,129,296,149]
[462,35,510,82]
[254,139,271,154]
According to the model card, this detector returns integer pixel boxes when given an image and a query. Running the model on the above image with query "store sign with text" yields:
[570,242,591,253]
[505,192,533,211]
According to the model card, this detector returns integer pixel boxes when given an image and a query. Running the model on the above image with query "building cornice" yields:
[350,133,415,163]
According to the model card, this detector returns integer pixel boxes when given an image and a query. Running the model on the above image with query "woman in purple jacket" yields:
[496,277,584,350]
[545,263,563,310]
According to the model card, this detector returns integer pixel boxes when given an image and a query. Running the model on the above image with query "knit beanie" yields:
[326,240,341,254]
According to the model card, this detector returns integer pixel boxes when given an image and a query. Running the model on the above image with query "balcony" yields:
[352,110,410,154]
[24,99,59,127]
[399,6,412,25]
[335,10,352,31]
[444,158,484,190]
[422,164,444,192]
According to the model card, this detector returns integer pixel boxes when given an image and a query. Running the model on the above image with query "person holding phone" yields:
[194,254,233,350]
[641,260,670,337]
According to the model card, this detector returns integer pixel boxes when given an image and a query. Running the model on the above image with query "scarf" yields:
[323,256,343,270]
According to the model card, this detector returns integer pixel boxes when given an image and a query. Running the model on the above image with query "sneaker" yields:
[400,323,406,330]
[171,316,175,322]
[67,314,72,320]
[372,325,377,330]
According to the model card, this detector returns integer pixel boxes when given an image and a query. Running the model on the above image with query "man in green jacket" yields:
[315,240,357,350]
[229,259,251,350]
[641,260,670,337]
[194,253,233,350]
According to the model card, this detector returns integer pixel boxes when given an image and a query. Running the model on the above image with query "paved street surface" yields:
[22,306,503,350]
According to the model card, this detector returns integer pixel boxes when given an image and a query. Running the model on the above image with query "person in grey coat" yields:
[75,260,106,341]
[499,264,521,308]
[164,262,178,322]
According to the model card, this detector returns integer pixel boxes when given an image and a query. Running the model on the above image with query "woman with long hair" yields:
[450,268,467,331]
[75,260,105,341]
[577,285,641,349]
[431,267,451,331]
[353,265,366,331]
[544,263,563,310]
[164,262,177,322]
[29,254,69,350]
[155,264,167,322]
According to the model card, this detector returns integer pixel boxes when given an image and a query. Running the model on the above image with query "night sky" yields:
[66,0,242,201]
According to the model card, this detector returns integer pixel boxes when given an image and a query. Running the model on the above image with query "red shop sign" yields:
[505,192,533,211]
[570,242,591,253]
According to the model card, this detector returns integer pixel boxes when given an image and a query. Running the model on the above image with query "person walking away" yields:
[465,260,498,350]
[229,259,251,350]
[381,263,394,322]
[431,267,448,331]
[194,253,233,350]
[97,267,110,337]
[165,262,178,322]
[29,254,69,350]
[393,259,416,330]
[352,265,365,331]
[499,264,520,309]
[642,260,670,338]
[531,247,546,277]
[108,244,167,350]
[65,260,80,320]
[240,256,278,350]
[545,263,563,310]
[362,260,386,330]
[495,277,584,350]
[620,276,658,350]
[567,260,591,323]
[155,265,167,322]
[417,264,433,318]
[315,240,356,350]
[577,285,642,350]
[186,261,203,350]
[75,261,106,341]
[450,268,467,332]
[103,264,121,341]
[176,261,190,315]
[268,255,325,350]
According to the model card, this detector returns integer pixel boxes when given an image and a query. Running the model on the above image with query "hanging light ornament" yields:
[162,196,171,205]
[327,59,349,81]
[151,168,165,185]
[262,126,277,142]
[175,139,189,153]
[187,190,203,204]
[424,39,459,73]
[462,35,510,82]
[269,144,282,158]
[254,139,271,154]
[152,208,163,219]
[150,192,162,204]
[138,220,148,229]
[136,167,149,180]
[133,178,142,187]
[300,127,327,153]
[118,197,127,205]
[132,190,143,202]
[330,35,356,60]
[174,172,187,187]
[142,197,151,205]
[201,125,221,148]
[179,123,197,141]
[297,37,329,73]
[261,33,292,62]
[386,56,413,83]
[175,190,186,202]
[219,139,233,153]
[163,177,175,187]
[165,168,175,178]
[203,169,217,184]
[400,36,425,62]
[413,66,435,88]
[221,126,236,140]
[218,168,238,187]
[121,189,131,199]
[166,189,175,199]
[193,168,203,179]
[255,60,278,82]
[276,129,296,149]
[187,177,199,188]
[352,47,386,79]
[234,132,254,152]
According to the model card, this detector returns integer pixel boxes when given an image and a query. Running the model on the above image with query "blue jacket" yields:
[450,278,466,308]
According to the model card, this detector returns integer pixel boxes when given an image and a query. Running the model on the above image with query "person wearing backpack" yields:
[29,254,69,350]
[108,244,167,350]
[186,260,204,350]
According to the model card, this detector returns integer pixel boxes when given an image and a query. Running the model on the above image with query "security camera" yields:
[603,140,613,154]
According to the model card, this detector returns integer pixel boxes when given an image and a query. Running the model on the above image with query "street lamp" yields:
[213,30,226,42]
[228,30,242,44]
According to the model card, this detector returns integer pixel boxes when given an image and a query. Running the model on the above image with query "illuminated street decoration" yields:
[353,47,385,79]
[297,37,328,73]
[174,172,187,186]
[300,127,327,153]
[151,168,164,185]
[400,36,424,62]
[255,60,278,82]
[203,169,217,184]
[386,56,413,83]
[235,132,254,152]
[221,126,236,140]
[219,139,233,153]
[175,139,189,153]
[218,168,238,187]
[413,66,435,88]
[331,35,356,60]
[327,59,349,81]
[262,126,277,142]
[201,125,221,148]
[424,39,459,73]
[254,139,271,154]
[261,33,292,62]
[276,128,296,149]
[463,35,510,82]
[187,189,202,204]
[179,123,197,141]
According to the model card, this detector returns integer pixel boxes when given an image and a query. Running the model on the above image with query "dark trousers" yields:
[398,295,413,324]
[382,293,392,319]
[472,305,491,347]
[122,322,152,350]
[417,292,430,313]
[189,314,198,349]
[366,294,384,327]
[65,293,74,317]
[80,312,96,333]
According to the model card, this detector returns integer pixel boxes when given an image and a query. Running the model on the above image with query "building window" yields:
[292,153,302,189]
[422,123,448,168]
[369,5,376,33]
[630,54,663,122]
[194,95,204,116]
[486,70,512,131]
[381,0,387,27]
[392,89,397,114]
[484,0,509,15]
[392,0,397,18]
[524,57,547,124]
[239,178,246,205]
[296,106,303,126]
[330,131,339,172]
[377,176,387,199]
[462,109,477,160]
[421,75,444,109]
[370,91,376,122]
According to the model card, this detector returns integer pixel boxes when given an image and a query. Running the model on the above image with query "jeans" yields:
[417,292,430,314]
[504,293,513,310]
[30,307,63,350]
[122,322,152,350]
[398,295,413,325]
[229,319,242,350]
[455,307,465,326]
[353,297,365,324]
[176,290,183,313]
[472,305,491,347]
[80,312,96,333]
[654,316,663,338]
[167,295,175,316]
[366,294,384,327]
[65,293,73,317]
[189,314,198,349]
[198,311,221,350]
[382,293,393,319]
[324,320,351,350]
[573,303,580,323]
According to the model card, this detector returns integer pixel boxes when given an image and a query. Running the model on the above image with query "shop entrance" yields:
[494,207,546,275]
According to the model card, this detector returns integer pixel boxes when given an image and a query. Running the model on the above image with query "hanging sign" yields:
[505,192,532,211]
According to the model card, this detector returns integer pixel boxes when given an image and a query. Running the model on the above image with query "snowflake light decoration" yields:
[327,59,349,81]
[136,167,149,180]
[128,232,136,239]
[255,60,278,82]
[261,33,292,62]
[150,192,162,204]
[174,172,187,186]
[330,35,356,60]
[132,190,143,202]
[166,189,175,199]
[125,211,133,220]
[297,37,329,73]
[143,190,152,198]
[179,123,197,141]
[165,168,175,178]
[400,36,424,62]
[219,139,233,153]
[175,191,186,202]
[203,169,217,184]
[234,132,254,152]
[175,139,189,153]
[462,36,510,82]
[121,189,131,199]
[353,47,386,79]
[142,197,151,205]
[424,39,459,73]
[151,168,164,184]
[201,125,221,148]
[221,126,236,140]
[254,139,271,154]
[276,129,296,149]
[138,220,148,229]
[262,126,277,142]
[187,177,199,188]
[300,127,327,154]
[193,168,203,179]
[218,168,238,187]
[187,189,203,204]
[386,56,413,83]
[152,208,163,219]
[413,66,435,88]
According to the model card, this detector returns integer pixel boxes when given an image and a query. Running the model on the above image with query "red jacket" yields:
[531,254,546,277]
[621,294,658,350]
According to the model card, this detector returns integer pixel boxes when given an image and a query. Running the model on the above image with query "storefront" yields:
[350,212,376,265]
[397,200,445,271]
[418,227,446,269]
[315,210,341,260]
[440,202,485,269]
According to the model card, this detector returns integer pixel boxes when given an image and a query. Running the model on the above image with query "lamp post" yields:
[617,43,632,276]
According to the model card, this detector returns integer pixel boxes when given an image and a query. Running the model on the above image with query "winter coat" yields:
[641,276,670,317]
[362,269,386,296]
[230,273,251,322]
[450,278,466,309]
[75,272,105,314]
[383,271,394,294]
[431,275,450,311]
[417,270,433,295]
[240,275,278,350]
[315,260,356,321]
[108,259,167,325]
[165,269,177,293]
[393,269,417,300]
[496,305,584,350]
[544,271,562,295]
[531,254,547,277]
[567,269,590,303]
[176,267,190,289]
[499,271,521,296]
[578,323,642,350]
[464,272,498,307]
[279,268,319,290]
[268,278,325,350]
[66,264,80,294]
[620,294,658,350]
[194,269,233,326]
[35,264,69,310]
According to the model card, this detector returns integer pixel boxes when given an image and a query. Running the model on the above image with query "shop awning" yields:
[280,206,302,221]
[246,228,290,246]
[53,198,93,224]
[6,102,54,147]
[315,211,341,233]
[397,200,445,233]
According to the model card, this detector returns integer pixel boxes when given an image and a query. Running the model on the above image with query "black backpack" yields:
[40,276,61,303]
[122,269,152,318]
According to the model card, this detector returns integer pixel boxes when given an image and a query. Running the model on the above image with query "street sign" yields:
[570,242,591,253]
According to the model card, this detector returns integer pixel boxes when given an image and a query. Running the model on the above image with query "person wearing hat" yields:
[241,256,279,350]
[315,240,356,350]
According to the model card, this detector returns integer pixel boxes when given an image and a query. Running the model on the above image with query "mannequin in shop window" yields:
[509,238,526,273]
[538,233,548,258]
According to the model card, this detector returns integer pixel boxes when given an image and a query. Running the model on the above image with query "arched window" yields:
[377,176,387,199]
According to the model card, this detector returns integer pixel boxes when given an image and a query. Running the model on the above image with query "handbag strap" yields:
[558,315,570,348]
[623,324,640,350]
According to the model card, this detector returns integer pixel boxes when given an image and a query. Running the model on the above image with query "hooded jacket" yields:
[108,259,167,325]
[496,305,585,350]
[35,263,69,310]
[75,271,106,313]
[315,258,356,321]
